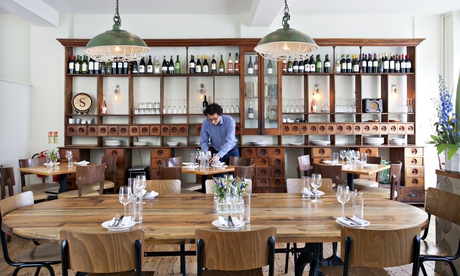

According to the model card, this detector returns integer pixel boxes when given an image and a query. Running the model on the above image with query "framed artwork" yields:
[268,106,277,120]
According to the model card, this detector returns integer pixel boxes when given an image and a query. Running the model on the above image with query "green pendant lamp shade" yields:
[255,0,318,61]
[85,0,149,62]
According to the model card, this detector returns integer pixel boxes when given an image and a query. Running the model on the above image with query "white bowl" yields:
[166,142,179,146]
[105,139,121,146]
[133,141,147,146]
[311,140,331,146]
[249,140,269,146]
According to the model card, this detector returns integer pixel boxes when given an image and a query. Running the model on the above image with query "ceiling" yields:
[1,0,460,27]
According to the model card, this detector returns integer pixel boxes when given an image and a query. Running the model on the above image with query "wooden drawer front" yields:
[405,177,424,187]
[256,148,269,157]
[255,178,270,188]
[169,125,179,135]
[271,167,285,177]
[312,147,332,157]
[399,187,425,203]
[353,123,362,134]
[379,123,388,134]
[270,177,285,188]
[150,168,161,179]
[335,124,345,135]
[87,125,98,136]
[362,123,371,134]
[77,125,87,135]
[161,125,170,135]
[389,124,398,134]
[344,124,354,134]
[98,125,108,136]
[256,158,269,167]
[235,123,240,135]
[269,148,285,156]
[326,124,336,134]
[105,148,124,158]
[299,123,309,134]
[370,123,380,134]
[129,126,140,136]
[405,147,423,157]
[312,157,328,164]
[66,125,77,136]
[317,124,327,135]
[405,157,423,166]
[359,148,378,157]
[119,125,129,136]
[151,149,171,158]
[398,124,406,134]
[242,148,256,157]
[406,123,415,134]
[140,125,150,136]
[270,157,285,167]
[405,166,424,178]
[178,125,188,136]
[150,158,163,168]
[108,126,118,136]
[256,167,271,177]
[150,125,161,136]
[196,125,202,135]
[308,124,318,134]
[283,124,299,134]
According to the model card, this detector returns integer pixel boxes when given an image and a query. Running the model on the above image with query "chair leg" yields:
[284,243,290,274]
[325,242,342,266]
[420,262,428,276]
[180,243,186,276]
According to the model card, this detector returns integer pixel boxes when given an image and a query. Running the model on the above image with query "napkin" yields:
[217,216,241,227]
[118,216,132,227]
[145,190,159,198]
[337,216,370,227]
[74,160,89,166]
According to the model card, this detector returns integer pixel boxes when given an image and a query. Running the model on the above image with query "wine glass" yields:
[339,150,346,164]
[135,175,147,194]
[226,184,239,220]
[206,151,212,167]
[65,150,73,167]
[336,185,351,219]
[310,173,322,202]
[119,186,132,217]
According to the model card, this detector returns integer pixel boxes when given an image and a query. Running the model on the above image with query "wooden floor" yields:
[1,216,438,276]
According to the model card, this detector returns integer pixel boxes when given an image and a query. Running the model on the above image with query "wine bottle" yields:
[405,54,412,73]
[298,56,305,73]
[234,53,240,73]
[68,55,75,74]
[400,54,406,73]
[101,95,108,114]
[123,59,128,74]
[94,59,100,74]
[227,53,234,73]
[219,54,225,73]
[352,54,359,73]
[202,95,208,111]
[211,55,217,73]
[81,56,89,74]
[346,54,352,73]
[267,59,273,75]
[282,59,287,73]
[247,100,254,119]
[305,56,311,73]
[389,53,395,73]
[189,55,196,74]
[88,57,95,74]
[254,56,258,74]
[196,55,202,74]
[138,57,146,74]
[174,55,181,74]
[383,52,389,73]
[168,55,174,74]
[75,55,81,74]
[117,58,123,74]
[395,55,400,73]
[147,55,153,74]
[361,54,367,73]
[324,54,331,73]
[154,56,160,74]
[340,54,346,73]
[293,58,299,73]
[100,62,106,74]
[131,61,138,74]
[106,62,112,74]
[162,55,168,74]
[247,56,254,75]
[111,59,117,75]
[372,53,378,73]
[310,55,316,73]
[311,97,317,113]
[287,58,293,73]
[203,55,209,74]
[316,54,322,73]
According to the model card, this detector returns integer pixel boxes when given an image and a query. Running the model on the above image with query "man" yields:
[200,103,239,164]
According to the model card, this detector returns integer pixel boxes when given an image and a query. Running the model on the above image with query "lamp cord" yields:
[113,0,121,28]
[282,0,291,28]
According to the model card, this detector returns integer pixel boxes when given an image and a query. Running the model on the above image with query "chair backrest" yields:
[366,156,382,181]
[160,157,183,167]
[0,191,34,220]
[145,179,181,194]
[158,165,182,180]
[234,164,255,181]
[312,163,342,185]
[101,155,117,181]
[229,156,253,166]
[297,154,311,178]
[76,164,106,197]
[60,229,144,275]
[196,227,276,276]
[341,226,421,275]
[0,167,16,199]
[389,161,402,200]
[286,178,333,194]
[425,187,460,226]
[18,158,48,187]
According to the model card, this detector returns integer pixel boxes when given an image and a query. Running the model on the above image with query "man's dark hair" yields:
[204,103,223,116]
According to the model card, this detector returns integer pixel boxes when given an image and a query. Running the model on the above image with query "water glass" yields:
[242,192,251,223]
[332,152,339,164]
[301,176,311,199]
[352,191,364,219]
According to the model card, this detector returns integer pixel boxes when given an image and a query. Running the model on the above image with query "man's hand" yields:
[210,155,221,164]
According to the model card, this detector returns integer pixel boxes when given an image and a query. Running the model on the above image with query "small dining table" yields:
[17,163,77,192]
[182,165,235,193]
[341,162,390,190]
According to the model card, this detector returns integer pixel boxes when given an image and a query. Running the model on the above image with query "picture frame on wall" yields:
[268,106,277,120]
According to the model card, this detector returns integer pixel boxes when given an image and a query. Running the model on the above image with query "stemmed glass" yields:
[206,151,212,167]
[226,185,239,220]
[336,185,351,219]
[339,150,346,164]
[119,186,132,217]
[310,173,322,202]
[135,175,147,195]
[65,150,73,167]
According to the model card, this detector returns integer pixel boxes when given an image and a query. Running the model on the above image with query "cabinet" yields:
[58,38,424,200]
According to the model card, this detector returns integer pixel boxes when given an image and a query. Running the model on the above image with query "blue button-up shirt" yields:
[200,115,237,157]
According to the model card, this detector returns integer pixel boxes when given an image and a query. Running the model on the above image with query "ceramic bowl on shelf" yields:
[390,138,405,145]
[166,142,179,146]
[249,140,269,146]
[310,140,331,146]
[105,139,121,146]
[133,141,147,146]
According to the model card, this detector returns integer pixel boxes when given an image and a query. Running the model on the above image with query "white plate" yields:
[365,142,384,145]
[211,163,227,168]
[144,191,159,200]
[44,162,60,167]
[101,220,135,231]
[323,160,337,165]
[183,165,199,169]
[74,161,89,166]
[212,220,245,231]
[289,142,304,145]
[336,217,370,227]
[363,164,377,169]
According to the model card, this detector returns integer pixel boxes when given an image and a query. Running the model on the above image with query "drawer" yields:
[362,123,371,134]
[405,157,424,166]
[398,124,407,134]
[399,187,425,203]
[405,166,424,178]
[255,178,270,188]
[326,124,336,134]
[308,124,318,134]
[139,125,150,136]
[269,148,285,156]
[405,177,424,187]
[256,167,271,177]
[353,123,362,134]
[150,149,171,158]
[161,125,170,135]
[196,124,202,135]
[256,157,269,167]
[271,167,285,177]
[150,158,163,168]
[312,147,332,157]
[76,125,87,135]
[256,148,270,157]
[335,124,346,135]
[317,124,327,135]
[379,123,388,134]
[105,148,125,158]
[389,124,398,134]
[406,123,415,134]
[270,177,285,188]
[98,125,108,136]
[118,125,129,136]
[312,157,328,164]
[283,123,299,134]
[66,125,77,136]
[87,125,98,136]
[150,168,161,179]
[178,125,188,136]
[242,148,257,157]
[129,126,140,136]
[344,124,354,134]
[150,125,161,135]
[235,123,240,135]
[299,123,309,134]
[370,123,380,134]
[269,156,285,167]
[405,148,423,157]
[360,148,378,157]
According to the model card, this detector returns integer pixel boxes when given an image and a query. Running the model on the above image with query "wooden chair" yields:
[160,157,183,167]
[234,164,255,182]
[58,164,105,199]
[297,154,311,178]
[145,179,181,194]
[419,188,460,276]
[312,163,343,185]
[87,155,117,193]
[353,156,382,189]
[0,167,48,202]
[61,229,153,276]
[1,191,61,276]
[321,226,421,276]
[18,158,59,193]
[196,227,276,276]
[229,156,253,166]
[158,165,182,180]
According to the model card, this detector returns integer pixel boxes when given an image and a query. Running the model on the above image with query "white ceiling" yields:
[1,0,460,27]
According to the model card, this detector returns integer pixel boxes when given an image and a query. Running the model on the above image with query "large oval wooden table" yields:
[2,193,428,275]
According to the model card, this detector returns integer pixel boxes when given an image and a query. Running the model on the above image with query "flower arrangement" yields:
[44,149,60,163]
[429,75,460,159]
[212,176,248,203]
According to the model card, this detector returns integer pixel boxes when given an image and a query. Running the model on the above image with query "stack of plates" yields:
[133,141,147,146]
[390,138,405,145]
[105,139,121,146]
[249,140,269,146]
[364,136,384,145]
[311,140,331,146]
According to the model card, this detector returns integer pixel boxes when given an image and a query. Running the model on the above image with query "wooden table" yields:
[17,163,77,192]
[182,165,235,193]
[338,162,390,191]
[3,193,428,275]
